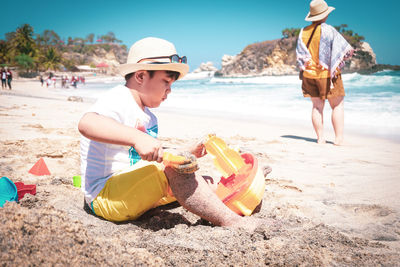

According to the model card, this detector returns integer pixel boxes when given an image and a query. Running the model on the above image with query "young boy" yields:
[78,37,261,230]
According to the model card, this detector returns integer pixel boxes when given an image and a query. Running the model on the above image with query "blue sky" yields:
[2,0,399,70]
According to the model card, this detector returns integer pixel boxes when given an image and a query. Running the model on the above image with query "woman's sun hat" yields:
[119,37,189,80]
[305,0,335,22]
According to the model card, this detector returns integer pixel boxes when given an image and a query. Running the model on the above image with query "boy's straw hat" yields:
[305,0,335,21]
[119,37,189,79]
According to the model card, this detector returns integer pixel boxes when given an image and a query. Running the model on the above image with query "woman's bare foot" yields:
[317,138,326,144]
[334,137,344,146]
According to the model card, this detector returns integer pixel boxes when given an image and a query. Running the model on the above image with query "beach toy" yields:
[29,157,51,176]
[163,151,199,174]
[14,182,36,200]
[73,175,81,188]
[204,135,246,178]
[0,177,18,207]
[205,135,266,216]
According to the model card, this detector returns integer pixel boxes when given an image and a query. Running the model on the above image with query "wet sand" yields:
[0,80,399,265]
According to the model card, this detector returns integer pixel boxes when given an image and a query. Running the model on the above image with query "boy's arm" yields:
[78,112,163,162]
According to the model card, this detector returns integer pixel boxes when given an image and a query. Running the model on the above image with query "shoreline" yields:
[3,79,400,143]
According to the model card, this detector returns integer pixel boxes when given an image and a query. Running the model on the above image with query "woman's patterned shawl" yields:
[296,23,354,80]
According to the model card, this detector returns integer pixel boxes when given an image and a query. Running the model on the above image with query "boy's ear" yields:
[134,70,146,84]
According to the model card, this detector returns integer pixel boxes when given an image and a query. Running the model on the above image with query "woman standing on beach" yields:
[296,0,353,145]
[6,69,12,90]
[1,68,6,89]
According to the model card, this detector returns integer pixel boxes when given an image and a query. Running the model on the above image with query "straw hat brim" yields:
[119,63,189,80]
[305,6,335,21]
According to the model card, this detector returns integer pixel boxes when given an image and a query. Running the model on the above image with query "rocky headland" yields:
[215,37,380,77]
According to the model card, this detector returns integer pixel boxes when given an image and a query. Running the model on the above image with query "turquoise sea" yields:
[63,70,400,141]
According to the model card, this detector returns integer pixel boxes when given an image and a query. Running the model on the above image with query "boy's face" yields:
[141,70,176,108]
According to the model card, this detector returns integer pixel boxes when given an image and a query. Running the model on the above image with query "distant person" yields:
[71,76,77,88]
[61,76,65,88]
[1,68,6,89]
[64,76,69,88]
[40,75,44,87]
[46,76,52,87]
[78,37,263,230]
[52,76,57,88]
[296,0,354,145]
[6,69,12,90]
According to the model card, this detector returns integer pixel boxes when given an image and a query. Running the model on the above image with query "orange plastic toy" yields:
[205,135,265,216]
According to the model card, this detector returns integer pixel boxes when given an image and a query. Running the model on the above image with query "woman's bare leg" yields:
[328,96,344,145]
[311,97,326,144]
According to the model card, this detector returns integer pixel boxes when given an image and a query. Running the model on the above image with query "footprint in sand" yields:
[339,204,394,217]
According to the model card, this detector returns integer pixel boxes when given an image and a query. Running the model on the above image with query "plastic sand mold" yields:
[73,176,81,188]
[204,135,246,177]
[0,177,18,207]
[14,182,36,200]
[29,157,51,176]
[205,135,266,216]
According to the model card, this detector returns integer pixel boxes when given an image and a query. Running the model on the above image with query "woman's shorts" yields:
[91,161,176,222]
[302,74,345,100]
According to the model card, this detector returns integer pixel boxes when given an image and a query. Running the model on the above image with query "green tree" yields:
[41,47,62,71]
[86,33,94,44]
[15,53,35,71]
[0,40,11,63]
[282,28,301,38]
[5,32,15,42]
[67,37,73,45]
[100,32,122,43]
[11,24,37,56]
[37,30,62,48]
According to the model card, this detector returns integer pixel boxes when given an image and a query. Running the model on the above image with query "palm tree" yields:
[100,32,122,43]
[11,24,37,56]
[42,47,62,71]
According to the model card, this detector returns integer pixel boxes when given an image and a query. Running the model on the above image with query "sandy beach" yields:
[1,79,399,265]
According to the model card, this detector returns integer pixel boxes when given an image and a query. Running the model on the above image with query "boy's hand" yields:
[134,133,164,162]
[190,142,206,158]
[189,134,212,158]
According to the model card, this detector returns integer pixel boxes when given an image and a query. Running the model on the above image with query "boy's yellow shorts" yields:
[91,161,176,222]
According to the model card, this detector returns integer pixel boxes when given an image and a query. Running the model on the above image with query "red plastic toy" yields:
[14,182,36,200]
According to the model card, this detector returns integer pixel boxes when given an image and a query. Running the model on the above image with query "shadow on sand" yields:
[281,135,334,144]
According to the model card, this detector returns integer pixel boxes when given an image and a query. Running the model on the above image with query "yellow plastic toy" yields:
[163,151,199,174]
[205,135,266,216]
[204,135,246,178]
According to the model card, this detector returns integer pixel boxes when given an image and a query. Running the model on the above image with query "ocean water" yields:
[65,70,400,140]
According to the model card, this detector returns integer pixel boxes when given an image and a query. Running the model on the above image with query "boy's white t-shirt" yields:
[80,84,158,204]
